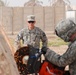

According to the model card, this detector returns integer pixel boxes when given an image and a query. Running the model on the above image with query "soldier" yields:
[15,15,47,50]
[15,15,48,75]
[42,19,76,75]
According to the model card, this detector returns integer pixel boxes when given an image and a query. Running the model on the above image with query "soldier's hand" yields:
[41,47,47,54]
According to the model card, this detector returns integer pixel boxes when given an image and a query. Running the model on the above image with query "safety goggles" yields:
[28,21,35,23]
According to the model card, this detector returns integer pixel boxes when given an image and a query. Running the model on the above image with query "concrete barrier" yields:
[0,26,20,75]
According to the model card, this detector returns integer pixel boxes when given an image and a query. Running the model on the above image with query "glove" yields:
[41,47,47,54]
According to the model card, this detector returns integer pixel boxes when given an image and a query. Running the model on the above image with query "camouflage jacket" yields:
[45,41,76,75]
[15,26,47,49]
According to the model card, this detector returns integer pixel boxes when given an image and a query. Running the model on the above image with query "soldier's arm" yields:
[45,43,76,67]
[15,30,24,49]
[40,30,48,48]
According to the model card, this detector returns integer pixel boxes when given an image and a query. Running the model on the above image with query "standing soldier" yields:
[15,14,47,50]
[15,15,48,75]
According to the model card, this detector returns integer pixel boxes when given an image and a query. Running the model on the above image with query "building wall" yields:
[2,7,13,33]
[0,5,65,34]
[13,7,24,34]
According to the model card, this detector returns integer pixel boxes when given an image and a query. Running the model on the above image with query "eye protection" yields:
[28,21,35,23]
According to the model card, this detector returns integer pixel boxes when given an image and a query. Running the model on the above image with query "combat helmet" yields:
[55,19,76,42]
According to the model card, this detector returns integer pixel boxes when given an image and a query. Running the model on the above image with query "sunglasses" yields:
[28,21,35,23]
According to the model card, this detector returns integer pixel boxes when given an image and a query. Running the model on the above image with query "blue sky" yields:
[2,0,76,7]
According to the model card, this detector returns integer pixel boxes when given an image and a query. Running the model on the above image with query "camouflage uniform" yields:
[45,19,76,75]
[15,26,47,49]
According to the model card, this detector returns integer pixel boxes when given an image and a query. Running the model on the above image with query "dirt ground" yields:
[8,34,68,54]
[47,35,68,55]
[49,45,68,55]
